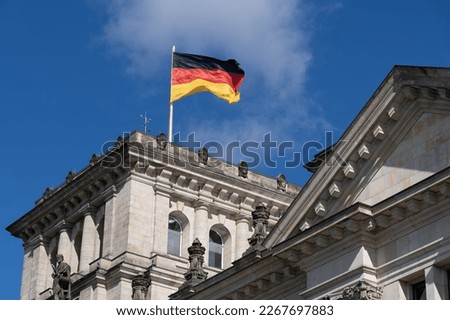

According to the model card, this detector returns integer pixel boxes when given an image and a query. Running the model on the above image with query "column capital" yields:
[235,214,251,224]
[80,204,97,217]
[339,281,383,300]
[57,221,73,233]
[131,273,151,300]
[103,185,117,201]
[27,235,48,250]
[193,199,210,210]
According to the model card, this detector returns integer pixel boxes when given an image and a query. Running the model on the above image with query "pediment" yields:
[266,66,450,247]
[353,111,449,206]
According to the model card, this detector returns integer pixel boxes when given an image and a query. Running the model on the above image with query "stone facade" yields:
[7,65,450,301]
[170,66,450,300]
[6,132,299,300]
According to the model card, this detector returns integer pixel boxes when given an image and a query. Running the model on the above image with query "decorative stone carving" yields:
[329,227,344,240]
[156,133,168,150]
[115,135,124,147]
[238,161,248,178]
[339,281,383,300]
[42,187,54,200]
[373,125,385,140]
[248,202,270,249]
[328,181,341,198]
[314,201,326,217]
[343,162,356,179]
[51,254,71,300]
[300,220,311,232]
[183,238,208,286]
[358,143,370,159]
[276,174,287,191]
[403,85,418,101]
[65,171,76,183]
[132,272,151,300]
[198,147,208,165]
[89,153,100,166]
[388,106,400,120]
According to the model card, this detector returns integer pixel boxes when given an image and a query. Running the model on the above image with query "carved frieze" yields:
[339,281,383,300]
[132,273,151,300]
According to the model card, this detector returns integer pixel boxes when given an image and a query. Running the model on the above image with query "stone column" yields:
[79,207,97,274]
[57,224,72,264]
[193,201,209,254]
[28,236,51,299]
[153,185,172,254]
[425,266,448,300]
[102,186,117,259]
[381,281,407,299]
[235,215,250,258]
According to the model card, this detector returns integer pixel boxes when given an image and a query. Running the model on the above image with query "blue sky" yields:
[1,0,449,300]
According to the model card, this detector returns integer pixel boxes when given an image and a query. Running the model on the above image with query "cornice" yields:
[130,162,295,218]
[272,169,450,264]
[8,130,300,243]
[6,159,128,242]
[126,135,300,201]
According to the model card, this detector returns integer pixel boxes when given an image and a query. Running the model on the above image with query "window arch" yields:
[167,216,182,256]
[209,229,224,269]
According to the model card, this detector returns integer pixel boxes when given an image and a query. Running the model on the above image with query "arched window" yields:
[209,230,224,269]
[167,216,182,256]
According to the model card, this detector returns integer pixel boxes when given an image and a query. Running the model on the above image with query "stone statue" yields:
[276,174,287,191]
[51,254,71,300]
[238,161,248,178]
[198,147,208,165]
[156,133,167,150]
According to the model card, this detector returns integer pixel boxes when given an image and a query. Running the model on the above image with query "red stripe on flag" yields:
[172,68,244,92]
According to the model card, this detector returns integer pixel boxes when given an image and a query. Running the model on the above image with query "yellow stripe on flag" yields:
[171,79,240,104]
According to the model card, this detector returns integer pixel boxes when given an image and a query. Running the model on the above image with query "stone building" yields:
[171,66,450,300]
[6,132,299,300]
[7,65,450,301]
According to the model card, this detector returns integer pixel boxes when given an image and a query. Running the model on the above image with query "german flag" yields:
[170,52,245,104]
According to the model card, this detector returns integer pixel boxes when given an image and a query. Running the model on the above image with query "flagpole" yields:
[168,45,175,143]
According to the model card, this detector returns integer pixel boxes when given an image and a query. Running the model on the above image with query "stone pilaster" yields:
[28,236,51,299]
[102,186,117,259]
[193,201,209,255]
[57,224,72,265]
[425,266,448,300]
[153,185,172,255]
[235,215,251,258]
[79,207,97,274]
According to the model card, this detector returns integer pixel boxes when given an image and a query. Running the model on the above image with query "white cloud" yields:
[99,0,332,160]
